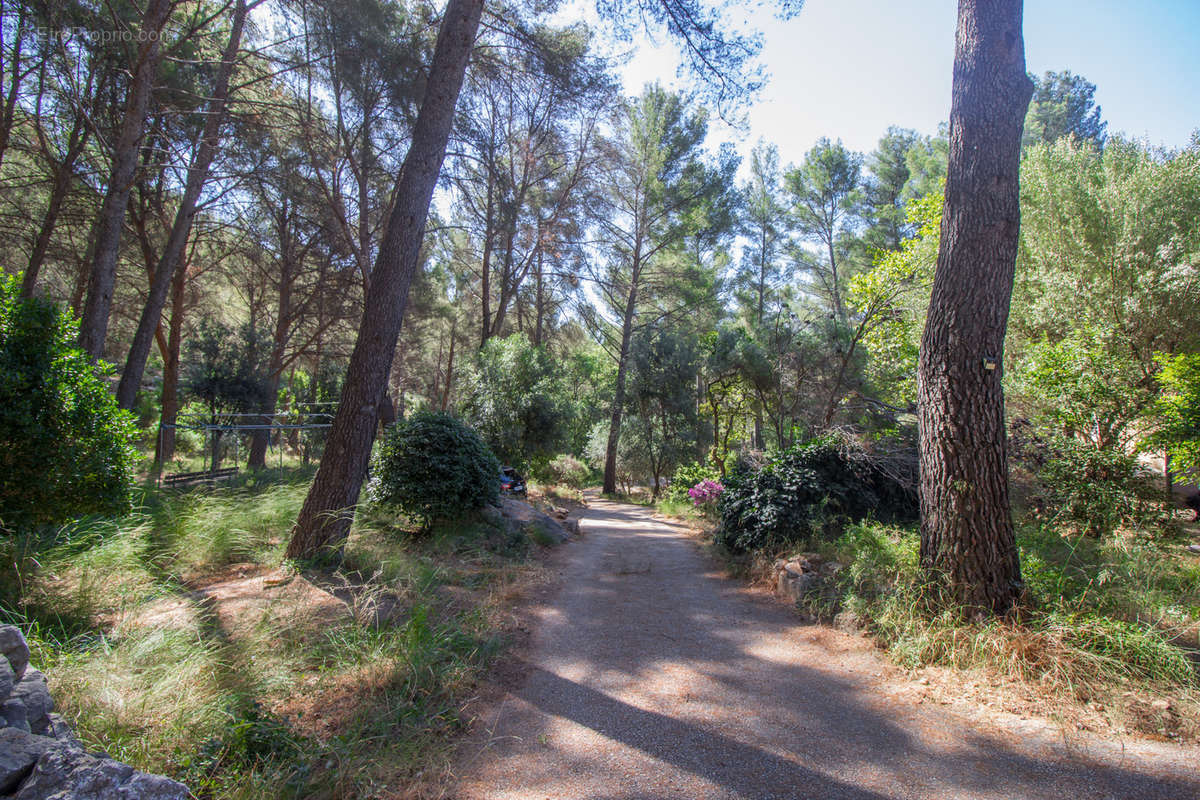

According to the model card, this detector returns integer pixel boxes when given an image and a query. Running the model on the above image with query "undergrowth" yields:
[0,468,546,798]
[814,521,1200,740]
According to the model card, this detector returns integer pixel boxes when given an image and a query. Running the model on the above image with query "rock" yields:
[2,698,29,732]
[0,626,29,682]
[782,559,811,577]
[0,729,56,794]
[776,570,818,603]
[0,656,13,702]
[42,714,79,746]
[1187,544,1200,554]
[499,498,571,544]
[10,670,52,735]
[13,745,188,800]
[480,504,506,529]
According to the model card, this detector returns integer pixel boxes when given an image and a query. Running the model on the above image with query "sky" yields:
[600,0,1200,170]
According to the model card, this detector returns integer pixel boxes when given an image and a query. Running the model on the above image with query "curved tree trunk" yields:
[117,0,248,408]
[153,265,187,468]
[78,0,172,359]
[602,262,640,494]
[917,0,1033,615]
[285,0,485,562]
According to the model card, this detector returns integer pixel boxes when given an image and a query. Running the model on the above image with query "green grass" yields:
[0,470,543,798]
[802,519,1200,738]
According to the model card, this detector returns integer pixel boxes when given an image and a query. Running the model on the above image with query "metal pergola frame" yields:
[155,404,337,484]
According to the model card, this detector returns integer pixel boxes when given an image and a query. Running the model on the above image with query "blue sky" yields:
[605,0,1200,168]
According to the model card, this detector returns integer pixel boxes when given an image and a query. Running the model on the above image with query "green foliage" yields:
[371,412,500,529]
[1022,70,1107,149]
[1150,352,1200,473]
[182,318,272,418]
[459,334,571,471]
[1013,327,1148,450]
[1035,436,1165,538]
[716,435,916,553]
[848,188,941,407]
[665,461,719,504]
[1014,137,1200,403]
[626,325,701,493]
[828,520,1199,705]
[0,277,136,530]
[543,454,590,489]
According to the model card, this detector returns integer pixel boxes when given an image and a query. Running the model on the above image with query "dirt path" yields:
[452,496,1200,799]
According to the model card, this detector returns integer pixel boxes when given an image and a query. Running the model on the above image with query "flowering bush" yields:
[688,479,724,508]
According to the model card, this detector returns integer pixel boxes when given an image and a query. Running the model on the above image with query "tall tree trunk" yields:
[917,0,1032,615]
[602,262,640,494]
[117,0,248,409]
[154,264,187,467]
[22,116,89,297]
[249,260,291,469]
[0,3,28,172]
[78,0,173,359]
[440,318,456,410]
[286,0,485,561]
[479,179,495,347]
[533,247,545,346]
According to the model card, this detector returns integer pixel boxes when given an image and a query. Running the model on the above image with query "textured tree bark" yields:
[285,0,485,561]
[917,0,1033,615]
[602,262,640,495]
[153,266,187,467]
[117,0,248,409]
[22,114,90,298]
[78,0,173,359]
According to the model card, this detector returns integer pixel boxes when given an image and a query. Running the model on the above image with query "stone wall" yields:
[0,625,189,799]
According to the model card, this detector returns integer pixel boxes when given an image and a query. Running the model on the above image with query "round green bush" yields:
[0,277,136,530]
[370,411,500,528]
[716,435,917,553]
[545,454,590,488]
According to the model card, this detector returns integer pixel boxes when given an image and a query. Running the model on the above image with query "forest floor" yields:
[448,493,1200,800]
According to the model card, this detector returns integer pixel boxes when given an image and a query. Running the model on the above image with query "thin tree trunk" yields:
[0,4,28,172]
[78,0,173,358]
[286,0,485,561]
[117,0,248,408]
[153,266,186,467]
[602,262,640,494]
[917,0,1032,615]
[22,115,90,297]
[440,318,456,410]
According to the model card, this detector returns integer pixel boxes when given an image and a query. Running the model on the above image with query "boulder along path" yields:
[452,494,1200,799]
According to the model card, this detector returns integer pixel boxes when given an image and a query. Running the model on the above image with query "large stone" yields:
[0,728,55,794]
[2,698,30,732]
[10,669,52,735]
[0,656,13,703]
[0,626,29,682]
[13,745,189,800]
[500,498,571,544]
[776,569,818,603]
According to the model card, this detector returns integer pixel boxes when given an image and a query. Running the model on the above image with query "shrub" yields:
[544,454,590,488]
[687,479,723,508]
[0,277,136,530]
[458,334,572,471]
[716,434,917,553]
[1035,436,1164,537]
[665,461,719,504]
[370,411,500,529]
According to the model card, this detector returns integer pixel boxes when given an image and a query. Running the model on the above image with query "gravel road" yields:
[452,495,1200,799]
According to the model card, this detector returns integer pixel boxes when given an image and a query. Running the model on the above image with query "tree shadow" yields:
[456,498,1200,799]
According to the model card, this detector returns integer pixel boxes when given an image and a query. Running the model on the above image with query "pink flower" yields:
[687,479,723,507]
